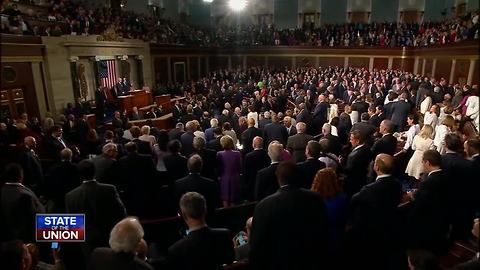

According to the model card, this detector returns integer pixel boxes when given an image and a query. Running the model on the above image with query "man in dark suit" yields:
[66,160,126,259]
[113,78,124,97]
[390,94,411,132]
[442,134,475,240]
[0,164,45,242]
[89,218,153,270]
[95,86,107,120]
[168,192,234,270]
[407,150,450,254]
[241,118,263,155]
[164,140,188,187]
[465,139,480,224]
[295,103,311,128]
[286,122,313,163]
[319,123,343,156]
[44,125,69,160]
[284,116,297,136]
[312,94,330,134]
[169,123,185,141]
[112,111,124,130]
[249,161,329,270]
[130,126,151,155]
[204,118,218,143]
[369,105,385,128]
[263,114,288,147]
[118,142,156,217]
[18,136,44,193]
[180,121,196,156]
[45,148,81,213]
[371,120,397,157]
[297,141,326,188]
[255,142,283,201]
[351,113,377,147]
[349,154,403,269]
[243,137,270,201]
[192,137,217,180]
[92,143,119,185]
[207,127,224,152]
[344,130,373,198]
[174,155,219,213]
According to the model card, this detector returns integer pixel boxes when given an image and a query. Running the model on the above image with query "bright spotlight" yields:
[229,0,247,11]
[203,0,213,3]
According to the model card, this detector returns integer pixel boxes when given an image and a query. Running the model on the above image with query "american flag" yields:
[99,60,117,89]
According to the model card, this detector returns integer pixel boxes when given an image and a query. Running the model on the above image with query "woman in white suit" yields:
[406,124,434,180]
[433,115,455,155]
[465,91,479,131]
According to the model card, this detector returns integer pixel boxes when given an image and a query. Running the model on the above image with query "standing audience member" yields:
[191,136,217,180]
[297,140,326,188]
[406,125,434,180]
[286,122,313,162]
[343,130,373,198]
[164,140,188,187]
[18,136,43,192]
[433,115,454,154]
[371,119,398,157]
[217,135,242,207]
[168,192,234,270]
[255,141,283,201]
[241,118,262,154]
[243,136,270,201]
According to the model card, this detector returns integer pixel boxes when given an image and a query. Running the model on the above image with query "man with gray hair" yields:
[243,136,270,200]
[286,122,314,163]
[192,136,217,180]
[89,217,153,270]
[168,192,234,270]
[92,143,118,184]
[205,118,218,142]
[174,155,219,213]
[255,142,284,200]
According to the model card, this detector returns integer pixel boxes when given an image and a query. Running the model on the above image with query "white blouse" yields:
[423,112,438,130]
[404,124,420,150]
[433,124,450,154]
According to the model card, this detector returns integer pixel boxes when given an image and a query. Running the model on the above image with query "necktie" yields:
[58,138,67,148]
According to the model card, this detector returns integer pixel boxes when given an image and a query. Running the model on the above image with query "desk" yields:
[117,89,152,112]
[154,96,186,114]
[129,113,173,130]
[86,114,96,130]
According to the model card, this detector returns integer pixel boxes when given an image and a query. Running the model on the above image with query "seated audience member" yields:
[0,164,45,242]
[371,119,397,157]
[88,217,153,270]
[45,148,81,212]
[168,192,234,270]
[405,125,434,180]
[191,136,217,180]
[118,142,157,217]
[175,155,219,213]
[255,141,283,201]
[249,161,329,270]
[234,217,253,261]
[311,168,347,255]
[407,250,440,270]
[349,154,404,269]
[407,150,450,254]
[164,140,188,187]
[297,140,326,188]
[217,135,242,207]
[243,136,270,201]
[130,106,140,121]
[92,143,119,185]
[286,122,313,162]
[343,130,373,198]
[64,160,126,265]
[130,126,152,155]
[144,106,158,119]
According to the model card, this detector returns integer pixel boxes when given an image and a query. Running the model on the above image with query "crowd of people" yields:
[1,0,479,47]
[0,64,479,269]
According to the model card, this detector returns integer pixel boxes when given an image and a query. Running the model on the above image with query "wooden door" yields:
[0,88,27,120]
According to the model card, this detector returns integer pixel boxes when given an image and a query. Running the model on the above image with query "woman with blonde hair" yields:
[311,168,347,254]
[217,135,242,207]
[405,125,434,180]
[139,125,156,146]
[433,115,454,154]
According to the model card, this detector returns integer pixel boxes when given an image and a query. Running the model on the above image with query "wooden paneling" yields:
[189,57,199,80]
[0,62,39,118]
[373,58,388,70]
[349,57,369,68]
[435,59,452,80]
[246,56,265,67]
[454,60,470,85]
[269,56,292,68]
[209,56,228,70]
[231,56,243,69]
[424,59,434,77]
[154,57,168,84]
[296,56,316,67]
[318,57,344,68]
[472,60,479,86]
[393,58,414,72]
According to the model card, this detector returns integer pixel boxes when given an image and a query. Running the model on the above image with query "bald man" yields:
[241,117,262,154]
[19,136,43,192]
[349,153,403,269]
[243,137,270,201]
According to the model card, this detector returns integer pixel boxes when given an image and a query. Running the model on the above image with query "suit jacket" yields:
[384,102,394,120]
[350,176,403,244]
[263,122,288,147]
[132,138,152,155]
[45,161,81,212]
[241,127,262,154]
[391,101,411,130]
[168,128,184,141]
[286,125,297,137]
[312,102,330,126]
[344,145,373,198]
[369,113,385,128]
[174,173,219,212]
[204,127,215,142]
[44,136,68,160]
[192,148,217,180]
[286,133,314,163]
[65,181,126,254]
[243,149,270,200]
[351,121,376,147]
[371,133,398,157]
[255,163,279,201]
[323,133,342,156]
[297,158,326,188]
[88,247,153,270]
[112,117,124,130]
[0,183,45,242]
[92,155,118,185]
[408,170,450,252]
[207,137,222,152]
[180,132,195,156]
[164,153,188,185]
[168,227,234,270]
[19,147,44,191]
[249,186,329,270]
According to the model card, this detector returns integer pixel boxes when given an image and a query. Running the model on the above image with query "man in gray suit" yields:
[286,122,313,163]
[92,143,119,185]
